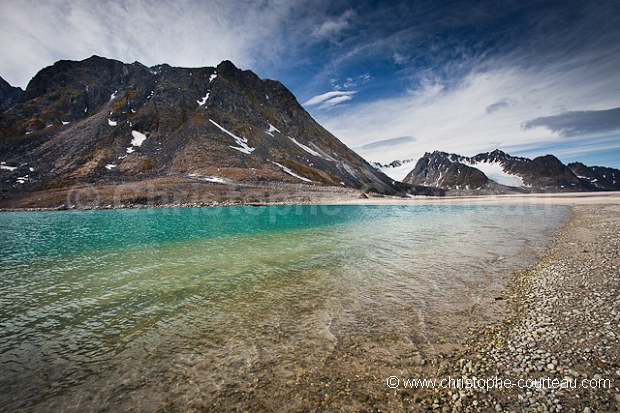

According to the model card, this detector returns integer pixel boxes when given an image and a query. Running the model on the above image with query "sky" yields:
[1,0,620,169]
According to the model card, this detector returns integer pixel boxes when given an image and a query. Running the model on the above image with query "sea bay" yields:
[0,204,568,411]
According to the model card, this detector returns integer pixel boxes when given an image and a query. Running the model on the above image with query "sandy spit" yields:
[336,191,620,206]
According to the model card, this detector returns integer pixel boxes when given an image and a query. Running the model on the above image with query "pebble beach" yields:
[427,203,620,412]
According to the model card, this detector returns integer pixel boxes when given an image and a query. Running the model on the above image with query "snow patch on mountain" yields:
[272,162,312,182]
[265,123,280,137]
[125,130,147,153]
[209,119,255,155]
[289,137,321,157]
[1,162,17,171]
[130,131,147,147]
[197,92,210,106]
[466,160,523,187]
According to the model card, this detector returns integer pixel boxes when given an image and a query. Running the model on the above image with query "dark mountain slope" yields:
[567,162,620,191]
[1,56,396,205]
[0,76,22,108]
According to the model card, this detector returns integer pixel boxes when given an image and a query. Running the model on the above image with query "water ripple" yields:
[0,205,568,411]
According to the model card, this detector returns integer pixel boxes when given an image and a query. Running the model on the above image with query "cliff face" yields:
[0,56,396,199]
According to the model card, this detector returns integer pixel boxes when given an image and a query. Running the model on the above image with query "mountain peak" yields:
[217,60,239,72]
[0,75,23,107]
[0,56,396,207]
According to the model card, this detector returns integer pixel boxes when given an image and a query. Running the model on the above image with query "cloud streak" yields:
[303,91,356,109]
[485,100,510,114]
[523,107,620,137]
[357,136,417,151]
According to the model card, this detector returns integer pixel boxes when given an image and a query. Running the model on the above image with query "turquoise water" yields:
[0,205,568,411]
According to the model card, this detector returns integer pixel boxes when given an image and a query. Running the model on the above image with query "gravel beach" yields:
[426,204,620,412]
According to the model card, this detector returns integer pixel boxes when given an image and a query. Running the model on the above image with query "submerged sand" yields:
[191,197,620,412]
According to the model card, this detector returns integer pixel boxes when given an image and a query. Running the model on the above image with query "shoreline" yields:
[425,203,620,412]
[1,190,619,212]
[338,191,620,206]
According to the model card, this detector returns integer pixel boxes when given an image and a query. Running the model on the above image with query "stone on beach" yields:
[430,204,620,412]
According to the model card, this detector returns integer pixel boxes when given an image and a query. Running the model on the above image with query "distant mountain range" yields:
[371,159,417,182]
[0,56,396,207]
[398,149,620,194]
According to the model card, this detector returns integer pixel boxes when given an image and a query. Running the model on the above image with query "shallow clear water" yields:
[0,204,568,411]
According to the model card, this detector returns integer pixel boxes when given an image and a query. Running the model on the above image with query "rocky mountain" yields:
[566,162,620,191]
[0,56,396,207]
[402,150,620,193]
[0,76,22,108]
[404,152,491,190]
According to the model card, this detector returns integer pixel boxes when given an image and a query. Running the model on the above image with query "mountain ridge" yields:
[1,56,397,207]
[400,150,620,194]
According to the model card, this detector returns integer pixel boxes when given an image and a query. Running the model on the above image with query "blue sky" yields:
[1,0,619,168]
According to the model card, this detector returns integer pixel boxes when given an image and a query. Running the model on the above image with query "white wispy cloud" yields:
[0,0,303,88]
[312,9,356,40]
[319,59,620,165]
[335,73,371,90]
[303,90,356,109]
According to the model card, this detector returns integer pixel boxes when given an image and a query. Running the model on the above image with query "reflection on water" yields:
[0,205,568,411]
